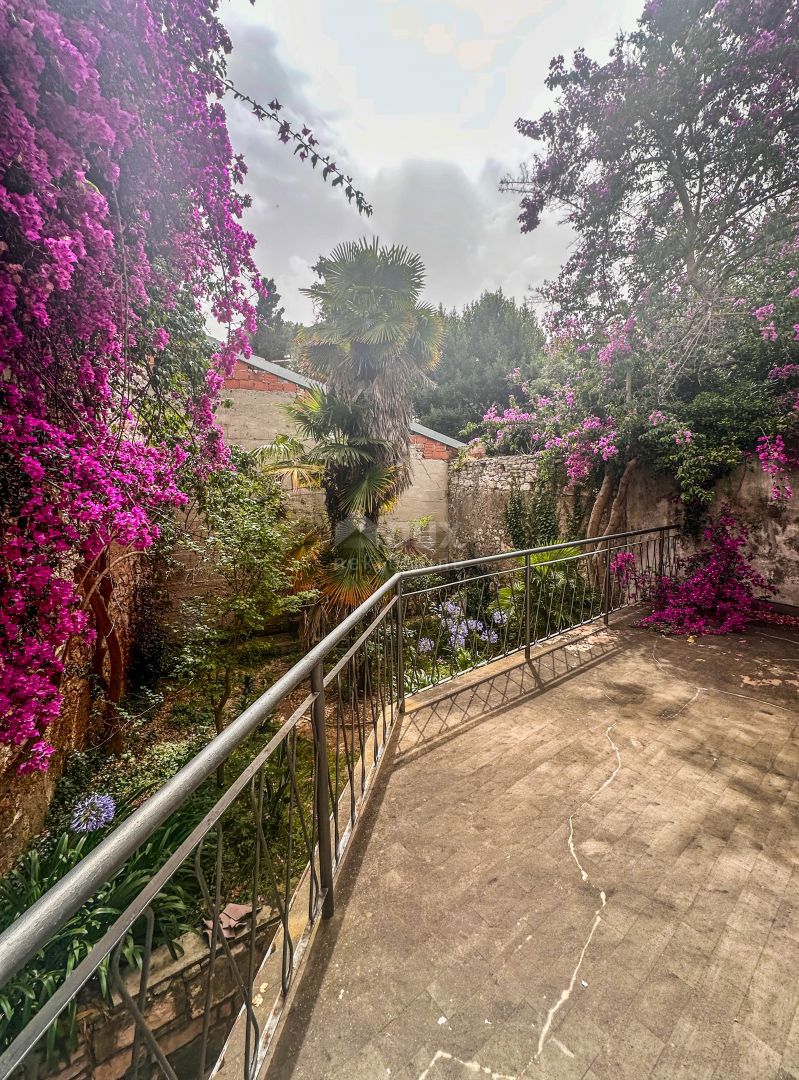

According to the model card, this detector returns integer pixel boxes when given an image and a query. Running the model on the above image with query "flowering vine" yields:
[0,0,268,772]
[756,434,796,501]
[481,384,618,484]
[640,509,775,635]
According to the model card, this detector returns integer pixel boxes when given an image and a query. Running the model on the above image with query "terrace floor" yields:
[264,620,799,1080]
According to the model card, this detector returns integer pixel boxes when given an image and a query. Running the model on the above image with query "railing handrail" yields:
[0,573,398,991]
[0,524,676,994]
[400,525,675,579]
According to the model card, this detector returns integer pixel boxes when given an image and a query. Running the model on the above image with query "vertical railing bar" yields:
[281,732,297,993]
[603,537,612,626]
[127,906,155,1079]
[356,655,366,798]
[396,578,405,714]
[524,553,531,660]
[348,656,357,826]
[576,554,590,626]
[245,769,264,1076]
[555,559,569,632]
[198,826,223,1079]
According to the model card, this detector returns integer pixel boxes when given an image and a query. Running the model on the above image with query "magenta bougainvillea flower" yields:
[0,0,261,771]
[640,509,776,636]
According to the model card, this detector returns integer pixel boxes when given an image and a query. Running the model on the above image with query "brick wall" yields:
[224,360,300,394]
[409,432,452,461]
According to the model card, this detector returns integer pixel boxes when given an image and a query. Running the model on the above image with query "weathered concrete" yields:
[264,623,799,1079]
[625,462,799,609]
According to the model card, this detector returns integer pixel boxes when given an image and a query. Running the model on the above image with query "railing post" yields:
[524,553,531,660]
[603,537,612,626]
[396,578,405,714]
[310,661,334,919]
[658,527,665,581]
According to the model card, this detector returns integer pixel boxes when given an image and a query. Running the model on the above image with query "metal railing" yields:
[0,525,677,1080]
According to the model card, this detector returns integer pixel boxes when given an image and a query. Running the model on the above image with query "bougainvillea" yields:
[756,433,797,500]
[481,383,618,484]
[641,509,775,635]
[485,0,799,534]
[0,0,265,771]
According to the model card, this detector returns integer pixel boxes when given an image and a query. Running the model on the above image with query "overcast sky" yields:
[223,0,645,324]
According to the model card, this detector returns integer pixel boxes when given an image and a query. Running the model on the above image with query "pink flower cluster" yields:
[641,509,775,636]
[545,415,619,482]
[482,382,618,483]
[751,292,799,344]
[1,0,260,770]
[609,550,642,599]
[756,434,796,500]
[597,317,636,370]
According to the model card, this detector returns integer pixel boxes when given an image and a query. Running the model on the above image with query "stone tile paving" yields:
[264,623,799,1080]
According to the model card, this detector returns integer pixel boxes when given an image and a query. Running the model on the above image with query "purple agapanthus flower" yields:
[492,610,509,625]
[418,637,434,654]
[71,794,116,833]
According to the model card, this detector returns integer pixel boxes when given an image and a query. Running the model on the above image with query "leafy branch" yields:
[223,81,373,216]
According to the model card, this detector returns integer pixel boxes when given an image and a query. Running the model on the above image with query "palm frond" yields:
[318,528,391,608]
[338,466,397,516]
[253,435,323,491]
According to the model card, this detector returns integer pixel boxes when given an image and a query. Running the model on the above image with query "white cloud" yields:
[457,38,501,71]
[421,22,458,54]
[218,0,641,325]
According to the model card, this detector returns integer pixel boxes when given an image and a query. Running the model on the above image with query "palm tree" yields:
[259,387,396,531]
[297,238,444,509]
[256,387,398,610]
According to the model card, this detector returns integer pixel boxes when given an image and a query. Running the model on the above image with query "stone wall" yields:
[448,455,541,557]
[448,454,799,608]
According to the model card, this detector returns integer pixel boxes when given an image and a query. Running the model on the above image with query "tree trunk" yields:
[78,550,125,755]
[603,459,639,538]
[583,460,638,590]
[586,467,615,539]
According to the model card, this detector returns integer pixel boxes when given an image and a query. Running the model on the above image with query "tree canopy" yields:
[503,0,799,330]
[298,238,444,501]
[250,277,303,363]
[261,241,444,612]
[412,291,545,439]
[484,0,799,532]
